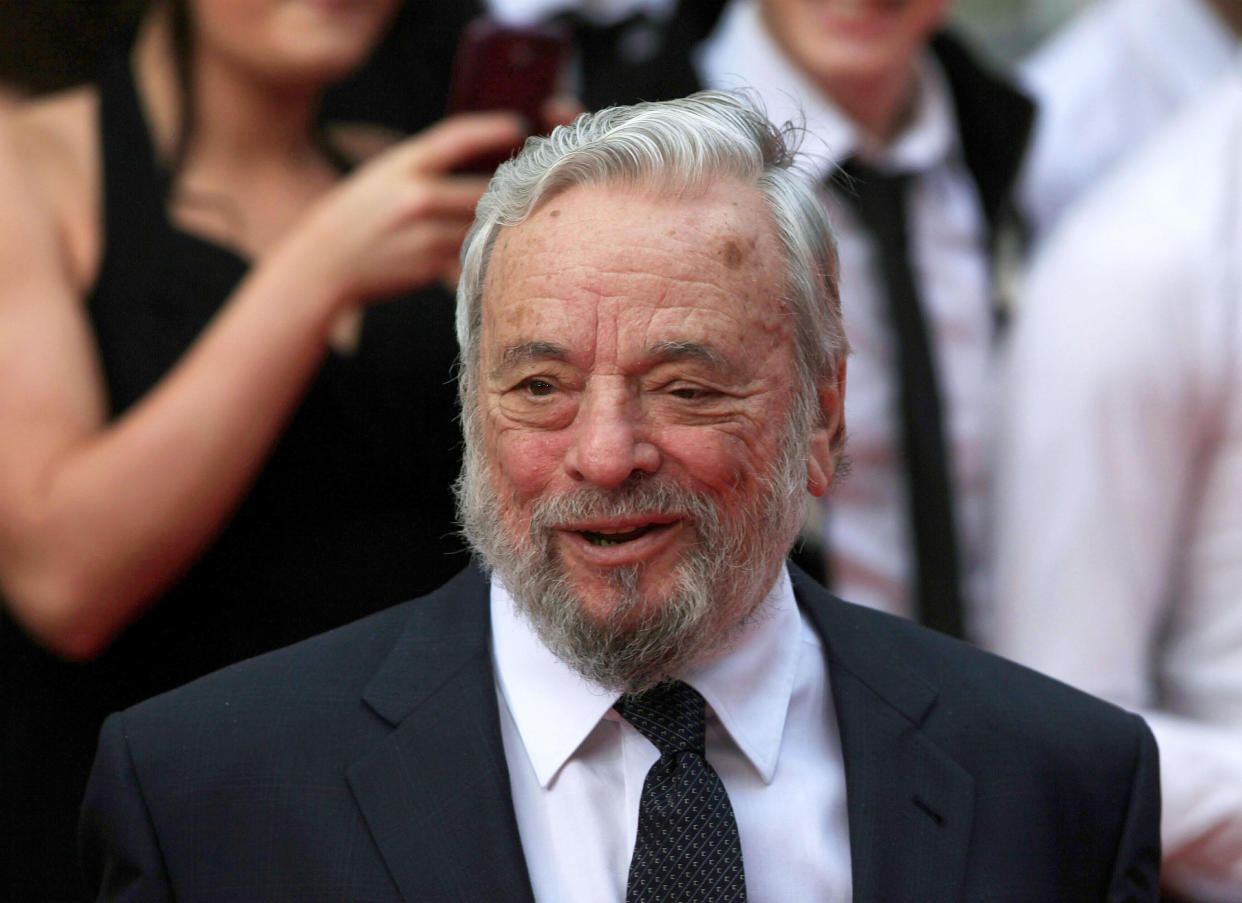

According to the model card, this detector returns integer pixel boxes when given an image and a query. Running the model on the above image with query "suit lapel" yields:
[792,567,975,903]
[344,562,975,901]
[347,566,535,903]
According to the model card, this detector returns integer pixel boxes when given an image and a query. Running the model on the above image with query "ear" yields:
[806,360,847,498]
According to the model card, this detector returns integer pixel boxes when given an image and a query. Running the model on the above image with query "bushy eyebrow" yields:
[494,341,570,376]
[645,340,735,377]
[491,339,737,379]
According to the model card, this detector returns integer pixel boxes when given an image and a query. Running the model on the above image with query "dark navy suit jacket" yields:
[81,564,1160,901]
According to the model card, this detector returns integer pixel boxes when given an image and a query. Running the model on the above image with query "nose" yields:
[563,381,660,488]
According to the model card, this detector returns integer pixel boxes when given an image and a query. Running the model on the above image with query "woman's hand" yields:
[280,111,526,313]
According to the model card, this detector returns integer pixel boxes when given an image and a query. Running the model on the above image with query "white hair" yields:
[454,89,847,451]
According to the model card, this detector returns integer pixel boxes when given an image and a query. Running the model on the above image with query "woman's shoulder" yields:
[8,85,98,177]
[3,86,101,291]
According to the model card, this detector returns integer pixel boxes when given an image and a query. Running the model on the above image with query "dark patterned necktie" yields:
[614,681,747,902]
[829,159,965,638]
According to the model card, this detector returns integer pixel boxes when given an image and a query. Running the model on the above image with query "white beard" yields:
[455,408,810,693]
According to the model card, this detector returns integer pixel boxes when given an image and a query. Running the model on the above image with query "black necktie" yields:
[830,159,965,638]
[614,681,747,902]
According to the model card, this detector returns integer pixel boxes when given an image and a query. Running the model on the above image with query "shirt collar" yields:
[490,566,804,787]
[486,0,674,26]
[696,0,959,180]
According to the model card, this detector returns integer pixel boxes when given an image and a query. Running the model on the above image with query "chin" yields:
[804,41,911,82]
[281,44,376,82]
[563,564,684,627]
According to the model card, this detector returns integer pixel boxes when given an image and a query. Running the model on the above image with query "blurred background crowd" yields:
[0,1,1238,901]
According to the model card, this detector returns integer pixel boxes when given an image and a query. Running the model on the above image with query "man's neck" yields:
[749,1,924,146]
[811,63,921,148]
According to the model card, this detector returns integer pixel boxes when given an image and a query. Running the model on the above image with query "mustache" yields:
[527,476,718,533]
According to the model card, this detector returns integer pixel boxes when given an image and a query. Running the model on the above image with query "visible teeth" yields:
[581,525,655,545]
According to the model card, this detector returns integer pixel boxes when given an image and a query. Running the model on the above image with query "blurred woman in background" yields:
[0,1,531,897]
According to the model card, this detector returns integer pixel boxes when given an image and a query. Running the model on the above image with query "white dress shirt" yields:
[491,566,852,902]
[1018,0,1237,244]
[992,69,1242,903]
[698,0,996,628]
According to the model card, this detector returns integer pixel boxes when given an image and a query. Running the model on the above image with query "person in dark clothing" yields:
[0,1,562,898]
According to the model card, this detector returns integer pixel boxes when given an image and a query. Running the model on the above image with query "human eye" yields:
[519,376,557,397]
[666,382,720,402]
[498,372,575,427]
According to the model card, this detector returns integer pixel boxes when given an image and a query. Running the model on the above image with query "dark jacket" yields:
[81,563,1159,901]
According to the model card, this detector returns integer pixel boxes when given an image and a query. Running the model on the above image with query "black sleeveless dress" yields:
[1,56,468,902]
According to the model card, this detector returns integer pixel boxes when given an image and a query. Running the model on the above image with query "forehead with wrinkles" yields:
[479,180,791,373]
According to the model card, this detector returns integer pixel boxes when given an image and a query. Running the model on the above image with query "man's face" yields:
[759,0,951,94]
[460,180,840,690]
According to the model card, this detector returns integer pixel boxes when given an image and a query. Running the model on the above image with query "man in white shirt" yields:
[1018,0,1240,244]
[80,91,1157,903]
[569,0,1035,638]
[993,67,1242,903]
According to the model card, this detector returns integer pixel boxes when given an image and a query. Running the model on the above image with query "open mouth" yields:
[580,525,661,546]
[563,516,683,552]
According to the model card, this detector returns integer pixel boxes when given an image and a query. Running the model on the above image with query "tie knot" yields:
[614,680,706,757]
[833,157,912,190]
[830,157,912,240]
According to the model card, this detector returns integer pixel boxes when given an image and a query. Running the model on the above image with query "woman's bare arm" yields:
[0,109,521,660]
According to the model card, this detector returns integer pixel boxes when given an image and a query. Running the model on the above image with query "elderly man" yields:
[81,92,1157,902]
